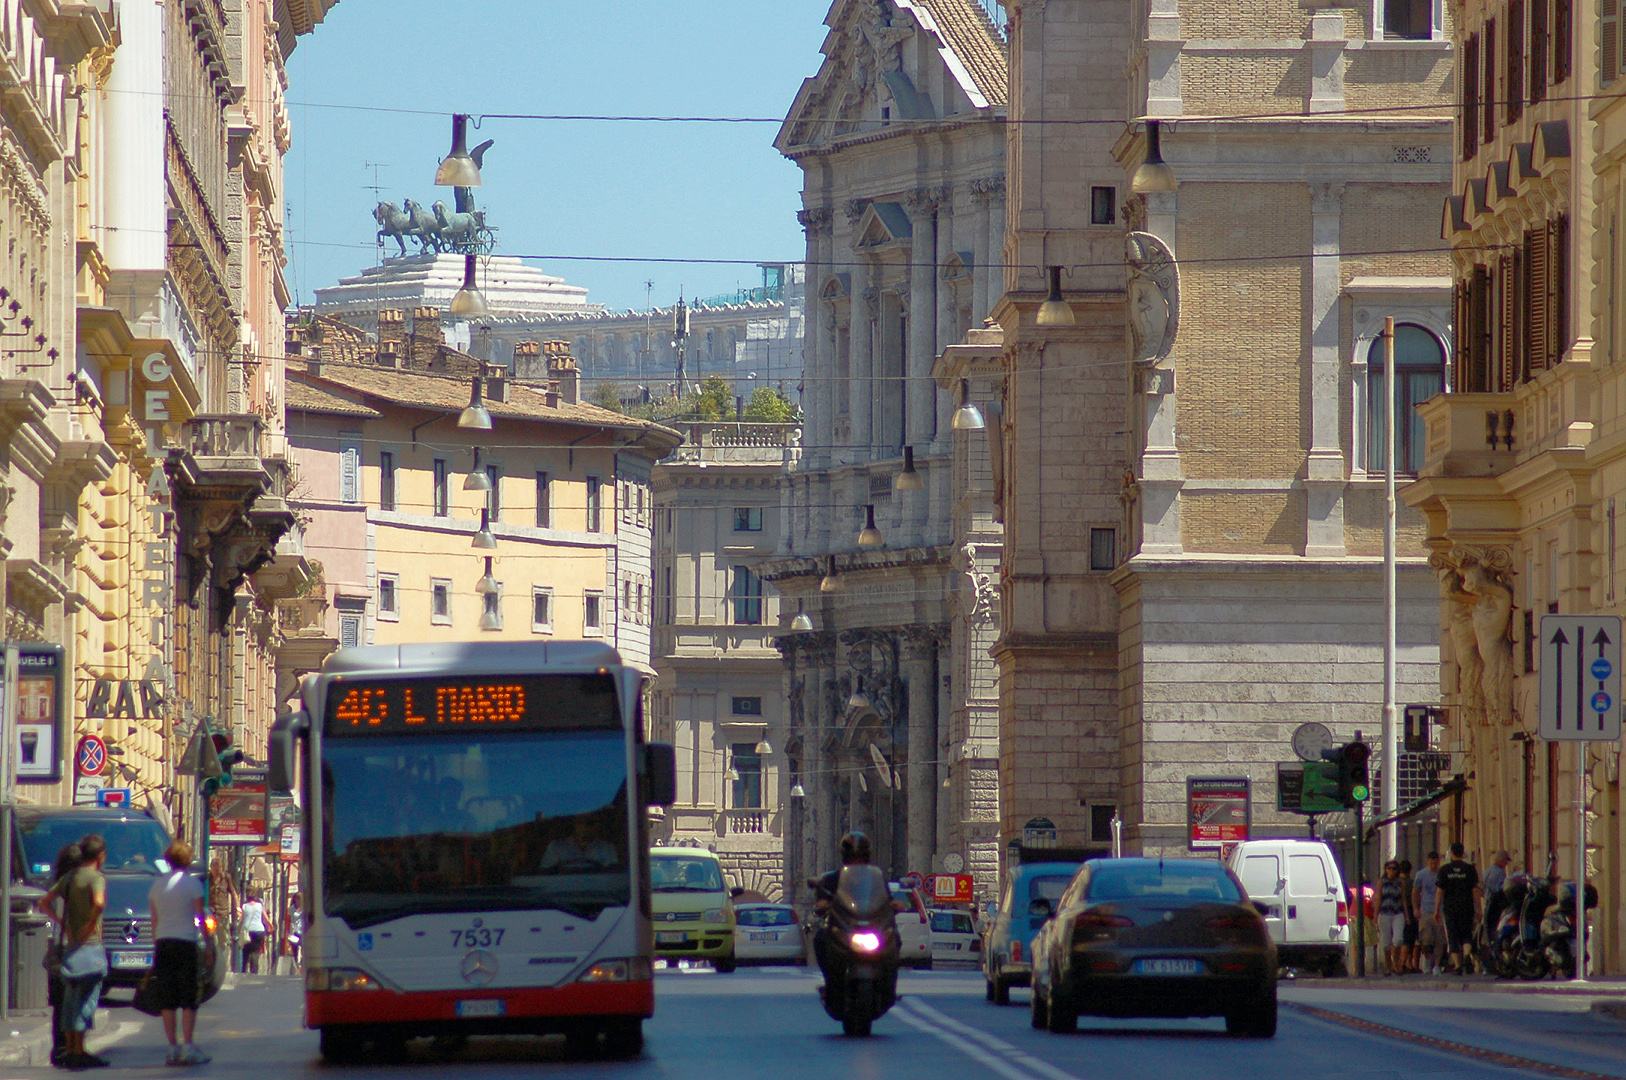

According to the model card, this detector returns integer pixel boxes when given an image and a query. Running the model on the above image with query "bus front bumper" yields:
[307,979,653,1030]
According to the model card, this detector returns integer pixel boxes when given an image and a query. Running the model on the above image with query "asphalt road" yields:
[10,966,1626,1079]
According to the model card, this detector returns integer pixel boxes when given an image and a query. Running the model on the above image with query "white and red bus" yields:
[268,641,675,1061]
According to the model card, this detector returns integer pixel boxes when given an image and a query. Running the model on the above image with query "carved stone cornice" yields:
[845,199,870,226]
[969,176,1006,203]
[798,207,834,236]
[0,378,59,482]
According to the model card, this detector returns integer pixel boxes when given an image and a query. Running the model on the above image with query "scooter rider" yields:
[812,832,873,981]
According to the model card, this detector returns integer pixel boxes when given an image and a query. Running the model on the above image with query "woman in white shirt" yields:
[240,895,268,974]
[147,841,210,1066]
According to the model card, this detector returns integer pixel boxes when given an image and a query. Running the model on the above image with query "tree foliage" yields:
[742,386,797,423]
[589,381,623,413]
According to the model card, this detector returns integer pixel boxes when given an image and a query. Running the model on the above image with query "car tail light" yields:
[1009,939,1022,963]
[203,915,217,935]
[1074,910,1133,930]
[1335,900,1348,927]
[850,930,884,954]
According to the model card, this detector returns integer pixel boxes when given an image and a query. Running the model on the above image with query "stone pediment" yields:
[775,0,1007,157]
[853,202,913,249]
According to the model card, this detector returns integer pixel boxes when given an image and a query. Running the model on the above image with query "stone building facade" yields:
[1406,0,1622,965]
[649,421,799,898]
[770,0,1009,897]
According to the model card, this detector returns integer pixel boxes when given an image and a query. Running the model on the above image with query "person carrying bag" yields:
[40,834,109,1070]
[147,840,211,1066]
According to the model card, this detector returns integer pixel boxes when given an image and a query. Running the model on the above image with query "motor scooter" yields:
[1484,873,1528,978]
[1539,881,1599,979]
[808,865,900,1037]
[1513,878,1557,980]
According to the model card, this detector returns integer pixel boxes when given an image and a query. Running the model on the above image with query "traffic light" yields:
[1337,741,1371,806]
[202,732,243,797]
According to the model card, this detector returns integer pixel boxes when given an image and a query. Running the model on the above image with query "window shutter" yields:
[1513,243,1528,382]
[1509,0,1526,122]
[1555,0,1573,81]
[1605,0,1620,85]
[1484,20,1498,143]
[1453,278,1469,388]
[1499,254,1516,391]
[1529,226,1550,372]
[1463,33,1481,159]
[1554,213,1570,359]
[340,616,361,650]
[1532,0,1549,100]
[340,443,359,503]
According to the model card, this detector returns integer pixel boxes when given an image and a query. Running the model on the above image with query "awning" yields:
[1363,776,1469,841]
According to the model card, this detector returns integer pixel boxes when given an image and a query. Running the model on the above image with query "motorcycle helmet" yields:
[839,831,872,864]
[1557,882,1578,908]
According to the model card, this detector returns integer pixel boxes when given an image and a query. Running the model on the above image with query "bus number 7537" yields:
[451,928,505,948]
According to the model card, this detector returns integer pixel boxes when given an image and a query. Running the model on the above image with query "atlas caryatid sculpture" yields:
[374,137,497,257]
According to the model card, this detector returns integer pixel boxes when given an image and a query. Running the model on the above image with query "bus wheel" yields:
[318,1028,364,1064]
[601,1019,644,1058]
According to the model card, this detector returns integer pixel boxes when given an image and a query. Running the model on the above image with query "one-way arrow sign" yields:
[1540,615,1624,742]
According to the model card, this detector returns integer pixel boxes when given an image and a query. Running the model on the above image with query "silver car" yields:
[733,903,805,965]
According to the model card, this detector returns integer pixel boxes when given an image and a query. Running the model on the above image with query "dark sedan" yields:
[1027,857,1276,1038]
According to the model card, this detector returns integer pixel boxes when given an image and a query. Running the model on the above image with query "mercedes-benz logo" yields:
[123,922,142,944]
[461,949,498,986]
[1162,911,1174,923]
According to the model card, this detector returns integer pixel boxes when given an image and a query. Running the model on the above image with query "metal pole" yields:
[1354,802,1366,977]
[1,642,20,1020]
[1381,317,1399,865]
[1576,740,1589,982]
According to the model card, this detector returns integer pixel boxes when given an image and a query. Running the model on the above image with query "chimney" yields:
[513,340,543,380]
[378,340,402,369]
[545,340,580,405]
[545,381,560,409]
[377,308,404,357]
[305,346,322,379]
[411,306,442,369]
[484,363,509,404]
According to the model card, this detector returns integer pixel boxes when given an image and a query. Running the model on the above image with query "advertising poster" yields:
[1187,776,1251,850]
[208,767,269,845]
[4,644,64,783]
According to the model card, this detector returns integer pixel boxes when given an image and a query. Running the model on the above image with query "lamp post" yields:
[1381,318,1398,863]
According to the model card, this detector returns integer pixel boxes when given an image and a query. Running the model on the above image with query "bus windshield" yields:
[321,729,630,928]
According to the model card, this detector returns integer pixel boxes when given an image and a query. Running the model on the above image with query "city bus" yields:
[267,641,675,1061]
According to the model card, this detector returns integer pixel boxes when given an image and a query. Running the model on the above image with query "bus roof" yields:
[320,641,625,677]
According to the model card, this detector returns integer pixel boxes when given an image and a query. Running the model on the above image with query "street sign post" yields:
[1277,761,1343,814]
[1539,614,1624,983]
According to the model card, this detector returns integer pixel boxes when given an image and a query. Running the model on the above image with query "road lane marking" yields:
[896,997,1084,1080]
[1289,1002,1624,1080]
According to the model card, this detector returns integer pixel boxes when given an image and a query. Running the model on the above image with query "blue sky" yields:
[284,3,831,313]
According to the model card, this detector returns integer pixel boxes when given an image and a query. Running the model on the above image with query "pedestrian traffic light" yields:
[1337,741,1371,806]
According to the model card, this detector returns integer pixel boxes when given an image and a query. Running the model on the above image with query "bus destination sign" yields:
[323,673,619,736]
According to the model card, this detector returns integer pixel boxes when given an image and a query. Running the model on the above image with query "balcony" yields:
[170,414,296,592]
[172,414,273,497]
[662,422,799,467]
[721,809,768,835]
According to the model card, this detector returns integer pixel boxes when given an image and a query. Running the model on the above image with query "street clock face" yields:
[1291,722,1335,762]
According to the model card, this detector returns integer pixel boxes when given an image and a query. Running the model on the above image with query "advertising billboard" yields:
[1187,776,1251,850]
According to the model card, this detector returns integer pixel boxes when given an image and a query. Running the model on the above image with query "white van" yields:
[1227,839,1348,976]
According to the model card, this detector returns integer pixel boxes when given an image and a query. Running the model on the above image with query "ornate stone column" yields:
[1305,181,1347,556]
[849,264,874,465]
[903,627,939,874]
[971,177,1006,321]
[798,207,835,471]
[905,190,940,448]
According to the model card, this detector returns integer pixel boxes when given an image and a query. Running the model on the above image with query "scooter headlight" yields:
[850,930,884,954]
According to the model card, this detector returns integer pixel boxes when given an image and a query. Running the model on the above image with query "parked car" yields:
[650,847,736,972]
[11,806,227,1000]
[733,903,804,965]
[983,860,1081,1004]
[890,883,933,969]
[1027,857,1276,1038]
[929,908,980,963]
[1225,839,1347,976]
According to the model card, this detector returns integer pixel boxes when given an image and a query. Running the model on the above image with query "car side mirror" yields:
[267,709,308,793]
[644,742,676,807]
[1028,898,1053,918]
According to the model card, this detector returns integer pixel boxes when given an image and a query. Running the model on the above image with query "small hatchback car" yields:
[1027,857,1276,1038]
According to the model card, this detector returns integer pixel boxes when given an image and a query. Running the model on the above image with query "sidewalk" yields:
[1288,971,1626,995]
[0,1008,118,1067]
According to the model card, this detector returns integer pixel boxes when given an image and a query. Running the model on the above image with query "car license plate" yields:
[945,942,961,950]
[656,932,687,944]
[110,951,151,970]
[749,932,778,942]
[1132,958,1201,975]
[456,999,504,1018]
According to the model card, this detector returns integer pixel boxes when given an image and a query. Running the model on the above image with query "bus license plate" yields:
[456,1000,504,1018]
[1132,958,1201,975]
[656,932,687,944]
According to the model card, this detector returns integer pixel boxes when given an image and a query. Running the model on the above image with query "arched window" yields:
[1366,324,1446,473]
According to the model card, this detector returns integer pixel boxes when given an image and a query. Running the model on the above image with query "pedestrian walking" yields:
[41,843,83,1066]
[1437,842,1482,974]
[240,893,268,974]
[1397,859,1418,973]
[39,834,109,1070]
[1377,861,1406,974]
[1482,850,1511,899]
[148,840,211,1065]
[1413,851,1442,974]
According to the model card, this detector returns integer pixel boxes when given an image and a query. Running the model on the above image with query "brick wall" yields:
[1181,491,1307,554]
[1181,53,1309,115]
[1345,50,1454,111]
[1181,0,1309,39]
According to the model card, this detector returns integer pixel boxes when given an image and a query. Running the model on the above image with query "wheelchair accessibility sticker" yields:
[357,933,373,951]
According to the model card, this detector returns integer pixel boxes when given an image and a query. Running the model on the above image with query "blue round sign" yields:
[1594,691,1613,714]
[1594,657,1614,681]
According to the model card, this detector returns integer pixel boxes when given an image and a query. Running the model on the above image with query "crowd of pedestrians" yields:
[1376,843,1490,975]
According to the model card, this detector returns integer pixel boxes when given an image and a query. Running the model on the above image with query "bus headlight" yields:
[306,968,381,992]
[578,957,653,983]
[703,909,726,924]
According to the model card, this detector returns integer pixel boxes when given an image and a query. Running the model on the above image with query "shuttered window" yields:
[1555,213,1571,359]
[1605,0,1620,85]
[1528,226,1549,374]
[1483,20,1498,144]
[1499,254,1517,391]
[1508,0,1526,122]
[1532,0,1549,101]
[1555,0,1573,82]
[1463,33,1481,159]
[340,438,360,504]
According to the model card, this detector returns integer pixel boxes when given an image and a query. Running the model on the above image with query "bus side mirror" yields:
[645,742,676,807]
[268,709,309,793]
